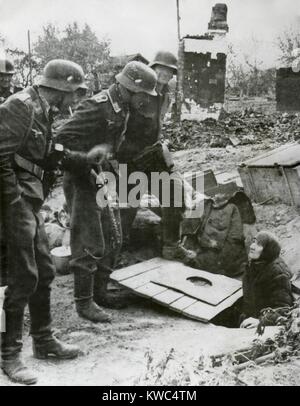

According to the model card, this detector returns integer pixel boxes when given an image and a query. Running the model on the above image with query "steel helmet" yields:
[149,51,178,74]
[0,58,15,75]
[115,61,157,96]
[39,59,87,92]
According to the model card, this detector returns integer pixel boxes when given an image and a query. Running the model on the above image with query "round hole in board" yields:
[186,277,212,287]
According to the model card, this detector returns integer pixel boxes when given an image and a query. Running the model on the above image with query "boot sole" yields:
[10,376,38,385]
[33,351,79,360]
[2,370,38,386]
[77,313,111,323]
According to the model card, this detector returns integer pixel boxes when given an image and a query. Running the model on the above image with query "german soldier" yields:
[0,57,22,104]
[0,59,103,385]
[117,51,199,260]
[57,61,158,322]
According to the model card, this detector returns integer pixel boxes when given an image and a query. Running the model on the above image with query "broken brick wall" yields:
[182,50,226,108]
[276,68,300,111]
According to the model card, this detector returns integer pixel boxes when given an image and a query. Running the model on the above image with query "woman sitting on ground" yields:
[240,231,294,329]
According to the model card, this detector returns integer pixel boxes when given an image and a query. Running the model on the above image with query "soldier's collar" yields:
[32,85,52,118]
[107,84,128,114]
[157,84,170,97]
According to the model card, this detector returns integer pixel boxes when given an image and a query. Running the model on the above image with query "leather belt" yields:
[14,154,44,180]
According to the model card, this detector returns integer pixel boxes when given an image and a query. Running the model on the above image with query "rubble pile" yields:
[163,110,300,151]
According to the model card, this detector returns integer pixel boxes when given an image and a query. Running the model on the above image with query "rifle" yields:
[91,167,122,256]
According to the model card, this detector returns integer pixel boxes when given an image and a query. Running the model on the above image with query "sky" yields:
[0,0,300,68]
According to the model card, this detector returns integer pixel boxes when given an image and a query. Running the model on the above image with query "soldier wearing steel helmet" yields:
[116,52,187,251]
[0,57,22,104]
[118,50,178,162]
[57,61,158,322]
[117,51,202,262]
[0,59,107,385]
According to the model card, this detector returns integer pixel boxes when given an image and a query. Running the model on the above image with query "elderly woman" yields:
[240,231,294,329]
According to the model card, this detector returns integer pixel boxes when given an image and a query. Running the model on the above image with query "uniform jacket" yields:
[117,84,171,164]
[0,85,23,104]
[57,84,129,261]
[57,84,129,158]
[183,202,247,276]
[0,86,55,204]
[0,85,87,205]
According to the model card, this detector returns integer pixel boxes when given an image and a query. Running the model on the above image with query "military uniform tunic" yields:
[57,84,129,278]
[0,86,66,356]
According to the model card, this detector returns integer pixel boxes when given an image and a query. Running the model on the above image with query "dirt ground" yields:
[1,103,300,386]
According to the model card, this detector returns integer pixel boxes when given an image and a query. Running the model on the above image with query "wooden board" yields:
[151,265,241,306]
[111,257,167,282]
[136,282,168,298]
[111,258,242,323]
[152,289,185,305]
[240,143,300,168]
[170,296,198,311]
[182,290,243,322]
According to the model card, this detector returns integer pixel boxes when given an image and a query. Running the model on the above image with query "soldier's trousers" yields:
[1,197,55,360]
[63,172,122,301]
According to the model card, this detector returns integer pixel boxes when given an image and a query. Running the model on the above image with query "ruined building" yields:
[276,68,300,112]
[178,3,229,120]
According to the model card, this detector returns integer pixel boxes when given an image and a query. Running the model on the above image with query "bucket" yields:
[51,246,71,275]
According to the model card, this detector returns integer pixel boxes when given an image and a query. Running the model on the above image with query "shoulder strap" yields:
[15,94,35,153]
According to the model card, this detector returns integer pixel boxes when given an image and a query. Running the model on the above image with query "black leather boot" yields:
[29,285,81,359]
[93,269,127,310]
[32,336,79,360]
[74,269,111,322]
[1,309,37,385]
[1,356,38,385]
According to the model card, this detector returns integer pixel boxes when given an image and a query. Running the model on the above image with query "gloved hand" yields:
[87,144,111,165]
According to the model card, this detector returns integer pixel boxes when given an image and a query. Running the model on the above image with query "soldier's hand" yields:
[87,145,110,165]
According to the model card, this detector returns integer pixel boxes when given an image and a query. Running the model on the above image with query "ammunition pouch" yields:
[130,141,174,175]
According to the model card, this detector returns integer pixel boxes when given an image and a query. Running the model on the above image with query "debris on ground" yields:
[163,110,300,151]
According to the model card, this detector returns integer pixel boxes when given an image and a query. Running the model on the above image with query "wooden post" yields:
[175,0,182,122]
[28,30,33,86]
[176,0,181,41]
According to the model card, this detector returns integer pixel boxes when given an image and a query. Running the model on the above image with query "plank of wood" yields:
[111,257,166,282]
[152,289,185,305]
[120,267,161,290]
[182,289,243,322]
[136,282,168,298]
[119,262,180,291]
[151,266,241,306]
[111,258,243,323]
[170,296,198,312]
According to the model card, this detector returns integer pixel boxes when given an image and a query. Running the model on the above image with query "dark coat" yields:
[0,86,85,205]
[242,257,293,322]
[57,85,129,268]
[183,202,247,276]
[117,84,171,164]
[0,85,23,104]
[0,86,86,285]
